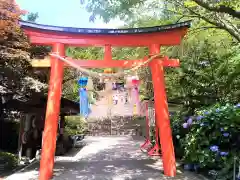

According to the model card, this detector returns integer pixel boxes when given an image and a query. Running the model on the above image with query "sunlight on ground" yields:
[5,169,39,180]
[5,136,206,180]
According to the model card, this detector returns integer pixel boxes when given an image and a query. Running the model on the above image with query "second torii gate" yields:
[20,20,191,180]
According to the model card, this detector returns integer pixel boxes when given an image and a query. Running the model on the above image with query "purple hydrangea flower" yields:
[220,152,229,156]
[182,123,188,129]
[196,115,204,121]
[223,132,230,137]
[220,128,224,132]
[187,118,193,125]
[210,145,219,152]
[204,111,210,115]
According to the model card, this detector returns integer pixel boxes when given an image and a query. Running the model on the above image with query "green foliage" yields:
[83,0,240,42]
[171,104,240,179]
[26,12,39,22]
[0,151,18,171]
[66,47,104,60]
[165,32,240,113]
[82,0,145,23]
[64,116,87,135]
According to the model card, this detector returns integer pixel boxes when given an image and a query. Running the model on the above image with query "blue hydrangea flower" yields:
[182,123,188,129]
[204,111,210,115]
[215,108,220,112]
[220,128,224,132]
[220,152,229,156]
[210,145,219,152]
[196,115,204,121]
[187,118,193,125]
[223,132,230,137]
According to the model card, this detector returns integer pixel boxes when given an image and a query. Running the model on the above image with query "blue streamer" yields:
[79,88,89,117]
[78,77,88,87]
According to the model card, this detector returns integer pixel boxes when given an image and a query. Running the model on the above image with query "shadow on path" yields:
[5,136,208,180]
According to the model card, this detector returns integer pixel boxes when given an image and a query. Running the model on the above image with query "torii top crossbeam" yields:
[20,20,191,68]
[20,20,190,47]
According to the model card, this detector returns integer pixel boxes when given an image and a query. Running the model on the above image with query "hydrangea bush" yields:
[171,103,240,179]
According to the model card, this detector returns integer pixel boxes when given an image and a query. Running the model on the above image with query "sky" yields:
[16,0,123,28]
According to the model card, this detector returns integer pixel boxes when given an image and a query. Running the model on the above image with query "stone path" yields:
[5,136,208,180]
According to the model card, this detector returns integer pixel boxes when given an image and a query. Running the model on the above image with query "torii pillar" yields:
[150,44,176,176]
[39,43,64,180]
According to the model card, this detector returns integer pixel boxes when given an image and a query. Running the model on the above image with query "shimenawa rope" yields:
[49,53,163,79]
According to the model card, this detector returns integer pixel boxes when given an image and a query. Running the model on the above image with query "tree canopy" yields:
[0,0,30,96]
[0,0,46,109]
[82,0,240,42]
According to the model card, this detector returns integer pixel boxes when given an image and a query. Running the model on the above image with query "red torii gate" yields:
[20,20,191,180]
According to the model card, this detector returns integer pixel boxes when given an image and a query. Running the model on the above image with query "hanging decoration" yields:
[103,68,113,82]
[131,76,141,116]
[78,77,89,117]
[103,68,114,116]
[103,68,114,106]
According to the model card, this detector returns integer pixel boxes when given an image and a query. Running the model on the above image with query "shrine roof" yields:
[19,20,191,35]
[4,92,79,115]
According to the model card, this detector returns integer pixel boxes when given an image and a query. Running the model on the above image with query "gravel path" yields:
[5,136,208,180]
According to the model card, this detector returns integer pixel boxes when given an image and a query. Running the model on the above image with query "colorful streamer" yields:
[79,88,89,117]
[78,77,89,117]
